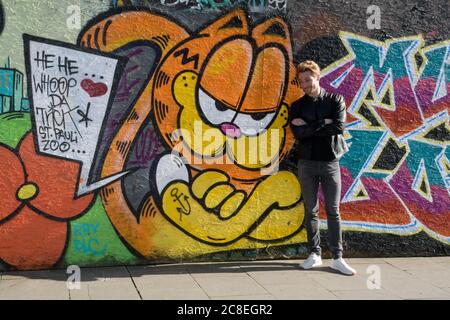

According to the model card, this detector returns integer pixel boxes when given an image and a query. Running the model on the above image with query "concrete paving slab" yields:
[127,270,210,300]
[380,277,450,299]
[194,275,268,298]
[65,266,140,300]
[127,264,190,275]
[403,269,450,288]
[384,257,447,271]
[245,264,299,273]
[128,273,199,288]
[70,278,140,300]
[77,266,131,282]
[344,258,389,265]
[138,287,210,300]
[349,262,419,280]
[441,287,450,295]
[133,274,203,297]
[421,257,450,264]
[68,286,91,300]
[263,283,338,300]
[247,270,321,286]
[0,278,69,300]
[1,258,449,300]
[331,289,402,300]
[305,273,369,291]
[185,264,244,277]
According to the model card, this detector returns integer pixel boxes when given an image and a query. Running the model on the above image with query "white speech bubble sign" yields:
[24,35,127,196]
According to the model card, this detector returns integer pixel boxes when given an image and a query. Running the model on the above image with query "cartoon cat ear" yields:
[252,17,292,60]
[198,9,249,38]
[78,11,189,55]
[253,17,300,105]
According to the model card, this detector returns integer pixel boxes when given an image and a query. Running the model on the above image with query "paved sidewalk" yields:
[0,257,449,300]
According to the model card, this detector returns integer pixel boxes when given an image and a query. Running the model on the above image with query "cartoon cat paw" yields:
[190,170,246,219]
[155,153,190,194]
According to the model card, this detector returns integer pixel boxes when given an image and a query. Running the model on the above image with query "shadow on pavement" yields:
[0,260,344,282]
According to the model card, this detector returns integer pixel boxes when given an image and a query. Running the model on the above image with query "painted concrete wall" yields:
[0,0,448,270]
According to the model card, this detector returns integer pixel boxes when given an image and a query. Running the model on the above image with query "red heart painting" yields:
[81,79,108,97]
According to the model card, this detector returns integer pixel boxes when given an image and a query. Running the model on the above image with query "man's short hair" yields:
[297,60,321,77]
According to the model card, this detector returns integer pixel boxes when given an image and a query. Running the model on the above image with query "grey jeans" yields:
[297,159,343,259]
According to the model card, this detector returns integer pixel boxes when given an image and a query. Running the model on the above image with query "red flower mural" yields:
[0,132,94,270]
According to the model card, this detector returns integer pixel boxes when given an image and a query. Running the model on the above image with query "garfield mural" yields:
[80,8,306,259]
[0,0,448,271]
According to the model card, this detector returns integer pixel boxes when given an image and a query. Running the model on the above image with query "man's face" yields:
[298,70,320,96]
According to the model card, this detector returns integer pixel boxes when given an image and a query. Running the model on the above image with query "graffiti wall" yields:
[0,0,448,270]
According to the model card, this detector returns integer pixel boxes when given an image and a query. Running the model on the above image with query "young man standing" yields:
[290,60,356,276]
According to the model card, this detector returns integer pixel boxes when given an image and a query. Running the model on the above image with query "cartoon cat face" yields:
[153,10,301,181]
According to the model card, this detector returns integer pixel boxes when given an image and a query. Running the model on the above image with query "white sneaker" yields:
[301,253,323,269]
[330,258,357,275]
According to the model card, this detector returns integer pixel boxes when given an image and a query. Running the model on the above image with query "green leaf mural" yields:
[0,112,31,148]
[64,197,140,267]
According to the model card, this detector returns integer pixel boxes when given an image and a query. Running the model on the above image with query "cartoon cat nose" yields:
[220,123,241,138]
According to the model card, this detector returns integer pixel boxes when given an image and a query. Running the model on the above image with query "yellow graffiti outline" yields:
[376,73,396,111]
[416,39,450,79]
[355,99,386,130]
[412,159,434,202]
[321,32,427,119]
[322,31,425,78]
[441,156,450,176]
[346,179,370,202]
[414,119,450,147]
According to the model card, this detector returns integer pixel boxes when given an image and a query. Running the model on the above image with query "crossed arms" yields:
[290,95,346,140]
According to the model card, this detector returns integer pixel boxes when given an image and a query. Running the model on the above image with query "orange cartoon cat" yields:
[79,8,306,259]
